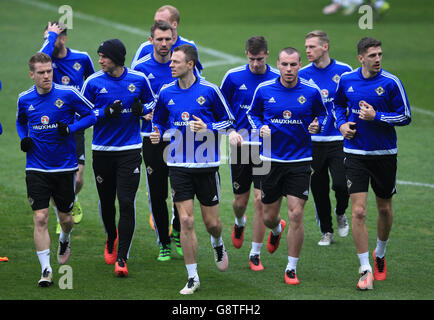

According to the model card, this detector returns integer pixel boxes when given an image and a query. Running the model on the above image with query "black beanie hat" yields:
[98,39,126,66]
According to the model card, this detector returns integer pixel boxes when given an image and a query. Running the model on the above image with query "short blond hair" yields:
[156,5,180,23]
[305,30,329,45]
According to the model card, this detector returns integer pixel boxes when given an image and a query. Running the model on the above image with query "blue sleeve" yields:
[220,73,235,112]
[84,55,95,80]
[373,80,411,127]
[39,31,57,57]
[246,87,264,131]
[68,89,96,133]
[0,121,2,135]
[312,90,328,131]
[141,76,156,114]
[206,86,234,133]
[16,98,28,140]
[152,93,169,134]
[333,79,348,130]
[81,79,105,121]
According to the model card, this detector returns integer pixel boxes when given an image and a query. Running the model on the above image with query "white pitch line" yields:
[14,0,245,66]
[412,106,434,117]
[397,180,434,189]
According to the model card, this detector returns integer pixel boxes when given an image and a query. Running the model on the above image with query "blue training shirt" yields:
[16,84,96,172]
[131,35,203,74]
[40,31,95,91]
[247,77,327,163]
[299,59,352,142]
[333,68,411,155]
[153,78,234,168]
[131,53,175,136]
[220,64,280,144]
[81,68,155,151]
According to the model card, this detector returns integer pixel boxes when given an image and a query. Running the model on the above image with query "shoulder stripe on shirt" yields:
[220,65,247,86]
[380,70,411,118]
[131,53,152,69]
[131,41,151,65]
[246,78,277,130]
[80,70,104,94]
[270,66,280,75]
[334,60,353,70]
[299,62,313,71]
[18,86,36,99]
[54,84,94,109]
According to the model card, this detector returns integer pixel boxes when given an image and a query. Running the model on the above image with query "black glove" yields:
[104,101,122,118]
[131,97,144,117]
[20,137,33,152]
[57,121,70,137]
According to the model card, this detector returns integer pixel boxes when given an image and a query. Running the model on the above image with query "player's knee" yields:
[262,211,277,229]
[180,214,194,230]
[352,205,367,220]
[204,217,221,234]
[288,208,303,224]
[118,197,135,213]
[377,200,393,217]
[233,198,248,212]
[34,210,49,228]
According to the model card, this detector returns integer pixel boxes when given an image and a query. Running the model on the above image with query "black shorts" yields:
[260,162,312,204]
[344,153,397,199]
[26,171,76,213]
[169,167,220,206]
[229,144,262,194]
[74,129,85,165]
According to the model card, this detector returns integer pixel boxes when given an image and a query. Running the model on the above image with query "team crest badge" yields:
[298,95,306,104]
[181,112,190,121]
[375,86,385,96]
[61,76,70,85]
[332,74,340,84]
[128,83,136,93]
[321,89,329,99]
[73,62,82,71]
[196,96,206,105]
[55,98,64,108]
[283,110,292,119]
